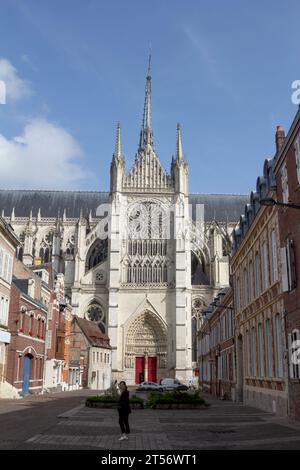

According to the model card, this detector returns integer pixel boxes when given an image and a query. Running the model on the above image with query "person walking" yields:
[114,379,120,395]
[117,381,131,441]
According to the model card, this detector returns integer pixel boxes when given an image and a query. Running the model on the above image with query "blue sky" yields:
[0,0,299,193]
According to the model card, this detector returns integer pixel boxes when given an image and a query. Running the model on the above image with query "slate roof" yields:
[12,277,48,311]
[0,190,248,223]
[75,317,111,349]
[0,216,20,245]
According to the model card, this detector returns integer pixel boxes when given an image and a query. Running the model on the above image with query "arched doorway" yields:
[125,311,167,384]
[22,354,33,394]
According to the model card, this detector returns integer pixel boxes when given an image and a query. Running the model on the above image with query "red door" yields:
[135,357,145,384]
[148,356,157,383]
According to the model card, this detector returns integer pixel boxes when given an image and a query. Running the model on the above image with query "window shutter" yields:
[287,240,297,290]
[281,247,289,292]
[7,256,13,283]
[0,248,3,278]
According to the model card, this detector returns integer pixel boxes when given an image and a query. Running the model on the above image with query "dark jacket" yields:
[118,390,131,413]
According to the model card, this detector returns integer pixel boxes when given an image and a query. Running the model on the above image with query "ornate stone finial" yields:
[113,122,122,159]
[176,123,184,162]
[11,207,15,222]
[37,208,41,221]
[139,53,154,150]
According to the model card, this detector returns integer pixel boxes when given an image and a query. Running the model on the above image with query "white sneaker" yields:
[118,434,128,441]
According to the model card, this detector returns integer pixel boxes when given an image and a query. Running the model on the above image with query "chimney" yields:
[275,125,285,153]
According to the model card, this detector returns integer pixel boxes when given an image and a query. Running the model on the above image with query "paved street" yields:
[0,391,300,450]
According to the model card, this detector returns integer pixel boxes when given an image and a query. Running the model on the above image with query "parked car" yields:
[137,381,164,392]
[188,377,199,389]
[160,378,189,391]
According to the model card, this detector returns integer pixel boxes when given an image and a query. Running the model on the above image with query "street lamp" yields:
[260,198,300,210]
[211,300,235,311]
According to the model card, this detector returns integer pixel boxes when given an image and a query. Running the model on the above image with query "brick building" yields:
[273,110,300,421]
[36,269,73,392]
[231,136,287,416]
[7,260,50,395]
[7,260,51,394]
[198,288,236,400]
[0,217,19,398]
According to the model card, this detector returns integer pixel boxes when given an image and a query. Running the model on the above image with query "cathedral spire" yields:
[139,53,154,150]
[114,122,122,159]
[176,123,184,162]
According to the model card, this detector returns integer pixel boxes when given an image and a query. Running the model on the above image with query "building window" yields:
[17,246,24,262]
[0,248,13,283]
[258,323,265,377]
[254,252,261,297]
[266,319,274,378]
[248,261,254,301]
[0,296,9,326]
[96,272,104,282]
[271,229,278,282]
[85,302,106,333]
[281,163,289,203]
[86,239,108,271]
[236,277,241,311]
[251,327,257,377]
[274,314,283,378]
[37,318,41,338]
[288,329,300,379]
[281,239,297,292]
[29,314,34,335]
[246,330,251,376]
[295,133,300,185]
[262,241,270,290]
[243,268,248,306]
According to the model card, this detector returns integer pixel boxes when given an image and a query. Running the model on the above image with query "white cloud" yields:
[0,119,90,189]
[0,58,32,102]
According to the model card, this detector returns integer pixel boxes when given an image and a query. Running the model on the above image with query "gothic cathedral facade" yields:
[0,67,248,385]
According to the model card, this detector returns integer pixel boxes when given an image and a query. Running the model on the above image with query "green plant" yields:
[129,394,144,404]
[85,394,144,406]
[86,394,118,404]
[146,390,206,409]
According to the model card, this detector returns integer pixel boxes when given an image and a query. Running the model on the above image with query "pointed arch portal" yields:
[125,310,167,384]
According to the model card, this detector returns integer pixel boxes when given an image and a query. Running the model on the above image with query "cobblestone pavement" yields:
[1,391,300,450]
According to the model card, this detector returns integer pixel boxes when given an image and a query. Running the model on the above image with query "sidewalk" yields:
[13,393,300,450]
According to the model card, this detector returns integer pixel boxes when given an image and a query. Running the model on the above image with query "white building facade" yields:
[0,68,248,385]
